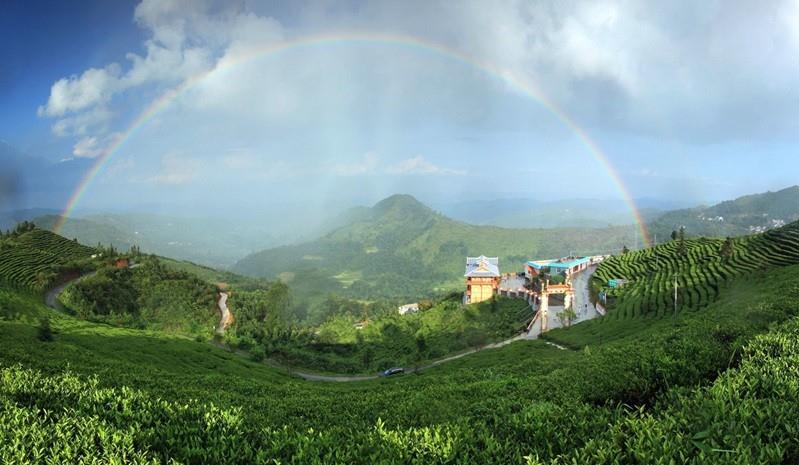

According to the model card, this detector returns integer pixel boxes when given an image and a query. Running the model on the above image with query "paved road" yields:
[44,263,140,310]
[43,265,561,383]
[260,333,530,382]
[44,271,97,310]
[571,265,599,323]
[524,265,599,339]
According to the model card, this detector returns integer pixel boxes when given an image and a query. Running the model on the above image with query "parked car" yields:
[382,367,405,377]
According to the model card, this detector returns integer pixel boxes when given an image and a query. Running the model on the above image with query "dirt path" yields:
[215,292,234,335]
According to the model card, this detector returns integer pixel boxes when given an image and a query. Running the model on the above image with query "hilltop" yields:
[233,194,638,301]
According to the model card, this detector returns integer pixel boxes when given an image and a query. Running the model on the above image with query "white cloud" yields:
[38,0,799,178]
[52,107,114,137]
[386,156,465,176]
[38,64,122,118]
[71,132,123,158]
[39,0,284,138]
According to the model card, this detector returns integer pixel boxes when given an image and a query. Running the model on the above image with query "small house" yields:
[398,303,420,315]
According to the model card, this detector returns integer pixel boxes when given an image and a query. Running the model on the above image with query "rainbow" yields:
[54,31,651,246]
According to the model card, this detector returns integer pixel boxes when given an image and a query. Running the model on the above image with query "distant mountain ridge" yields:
[434,197,665,229]
[650,185,799,238]
[33,213,282,269]
[233,194,639,301]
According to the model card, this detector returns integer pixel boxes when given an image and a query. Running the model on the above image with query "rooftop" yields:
[527,256,591,270]
[465,255,500,278]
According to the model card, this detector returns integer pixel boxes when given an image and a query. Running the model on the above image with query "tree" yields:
[415,335,428,361]
[37,317,53,342]
[720,237,734,263]
[558,306,576,328]
[671,230,678,241]
[678,226,687,256]
[622,245,630,254]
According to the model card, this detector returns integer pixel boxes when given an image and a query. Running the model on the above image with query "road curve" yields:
[284,333,529,382]
[45,271,97,310]
[43,267,557,383]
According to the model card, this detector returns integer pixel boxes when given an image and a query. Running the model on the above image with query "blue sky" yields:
[2,0,799,218]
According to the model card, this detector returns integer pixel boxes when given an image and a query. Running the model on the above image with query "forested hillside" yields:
[649,185,799,238]
[234,195,639,301]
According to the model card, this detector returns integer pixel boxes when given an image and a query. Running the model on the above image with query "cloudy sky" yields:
[3,0,799,217]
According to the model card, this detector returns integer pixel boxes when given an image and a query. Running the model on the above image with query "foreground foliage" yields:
[229,293,533,373]
[1,260,798,463]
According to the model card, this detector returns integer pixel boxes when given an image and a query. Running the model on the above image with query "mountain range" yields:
[232,194,640,301]
[433,198,667,229]
[649,185,799,239]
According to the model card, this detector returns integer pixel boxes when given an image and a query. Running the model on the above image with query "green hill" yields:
[58,255,221,334]
[233,194,639,301]
[0,224,97,292]
[649,185,799,238]
[1,254,799,462]
[594,220,799,320]
[33,213,284,269]
[0,224,267,337]
[540,220,799,350]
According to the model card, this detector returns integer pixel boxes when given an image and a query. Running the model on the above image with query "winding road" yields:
[44,271,97,310]
[272,333,529,382]
[41,263,590,383]
[215,292,233,335]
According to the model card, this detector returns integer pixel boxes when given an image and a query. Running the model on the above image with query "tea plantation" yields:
[0,225,96,292]
[1,224,799,463]
[593,221,799,320]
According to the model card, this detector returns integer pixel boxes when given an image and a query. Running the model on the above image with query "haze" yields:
[3,0,799,225]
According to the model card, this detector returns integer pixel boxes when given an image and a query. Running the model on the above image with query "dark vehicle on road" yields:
[382,367,404,377]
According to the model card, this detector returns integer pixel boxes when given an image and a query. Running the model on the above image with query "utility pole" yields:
[655,233,659,268]
[673,275,678,325]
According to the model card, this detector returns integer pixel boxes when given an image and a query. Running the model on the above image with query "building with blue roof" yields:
[464,255,500,304]
[525,256,592,279]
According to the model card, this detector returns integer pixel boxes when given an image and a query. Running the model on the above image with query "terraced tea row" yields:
[0,229,96,292]
[594,222,799,320]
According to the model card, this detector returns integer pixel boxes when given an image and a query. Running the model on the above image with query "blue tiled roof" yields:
[527,257,591,270]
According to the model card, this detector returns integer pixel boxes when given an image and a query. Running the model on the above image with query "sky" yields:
[2,0,799,219]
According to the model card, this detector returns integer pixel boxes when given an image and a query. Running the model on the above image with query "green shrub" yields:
[249,344,266,362]
[36,317,53,342]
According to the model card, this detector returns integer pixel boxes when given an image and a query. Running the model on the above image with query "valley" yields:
[5,3,799,460]
[2,217,799,462]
